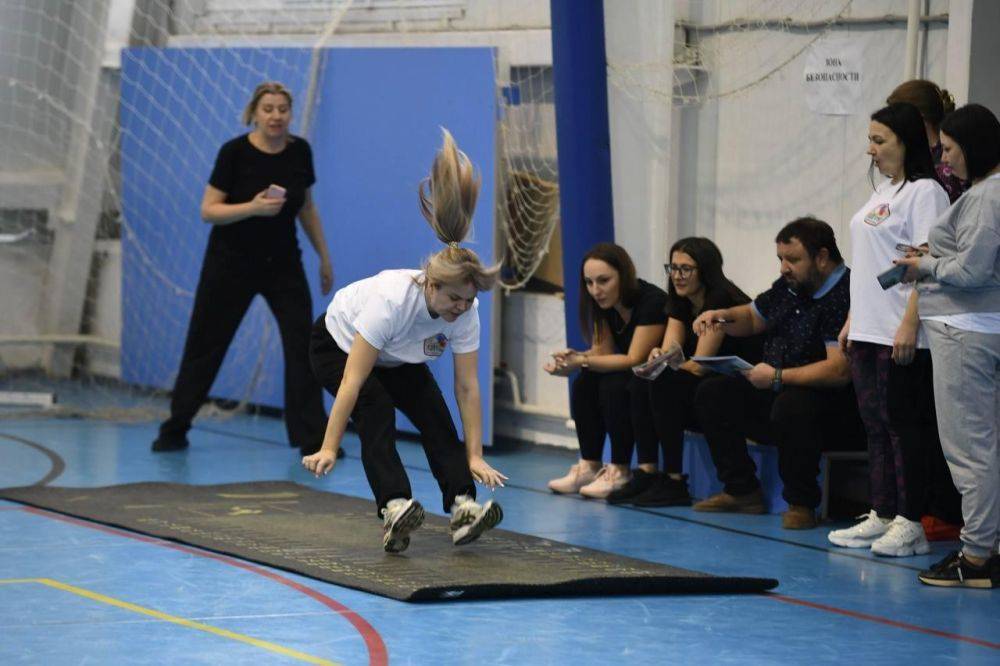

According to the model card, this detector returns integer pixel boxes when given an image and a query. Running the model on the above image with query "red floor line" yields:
[767,592,999,650]
[19,507,388,666]
[18,506,997,656]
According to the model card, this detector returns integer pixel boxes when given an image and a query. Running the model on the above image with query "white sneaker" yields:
[828,510,892,548]
[450,495,503,546]
[382,498,425,553]
[547,461,599,494]
[579,465,631,500]
[871,515,931,557]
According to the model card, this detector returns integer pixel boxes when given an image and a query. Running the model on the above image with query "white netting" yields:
[607,0,856,109]
[0,0,427,420]
[495,64,560,291]
[1,0,938,421]
[496,1,870,293]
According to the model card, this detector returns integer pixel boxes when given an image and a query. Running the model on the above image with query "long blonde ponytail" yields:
[418,129,499,292]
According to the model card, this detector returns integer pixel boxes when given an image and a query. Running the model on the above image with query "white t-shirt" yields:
[324,269,480,367]
[848,177,949,347]
[922,313,1000,334]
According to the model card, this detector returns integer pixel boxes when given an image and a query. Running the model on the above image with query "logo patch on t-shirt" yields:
[864,203,891,226]
[423,333,448,357]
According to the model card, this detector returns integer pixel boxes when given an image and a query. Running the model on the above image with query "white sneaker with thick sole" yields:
[450,496,503,546]
[871,515,931,557]
[828,510,892,548]
[382,498,425,553]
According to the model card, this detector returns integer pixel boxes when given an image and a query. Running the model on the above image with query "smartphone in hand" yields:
[877,264,907,290]
[265,184,287,199]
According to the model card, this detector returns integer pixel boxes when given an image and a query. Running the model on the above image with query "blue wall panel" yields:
[120,47,496,442]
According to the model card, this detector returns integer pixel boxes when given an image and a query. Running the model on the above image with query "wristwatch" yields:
[771,367,783,392]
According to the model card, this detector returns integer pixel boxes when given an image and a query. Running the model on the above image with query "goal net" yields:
[0,0,475,421]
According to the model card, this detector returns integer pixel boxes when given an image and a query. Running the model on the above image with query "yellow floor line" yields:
[0,578,338,665]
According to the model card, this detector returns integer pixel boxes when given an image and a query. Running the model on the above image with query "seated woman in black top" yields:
[620,237,759,507]
[151,81,333,455]
[544,243,667,499]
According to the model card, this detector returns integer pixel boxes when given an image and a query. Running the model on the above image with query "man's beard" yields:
[785,267,823,296]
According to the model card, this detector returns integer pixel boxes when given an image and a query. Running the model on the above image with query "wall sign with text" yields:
[803,37,863,116]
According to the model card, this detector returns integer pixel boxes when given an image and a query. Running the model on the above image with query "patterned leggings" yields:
[849,342,936,520]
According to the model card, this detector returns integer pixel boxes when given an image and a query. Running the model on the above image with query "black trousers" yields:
[571,369,657,466]
[309,316,475,516]
[159,250,327,450]
[642,369,705,473]
[901,351,962,524]
[694,375,864,509]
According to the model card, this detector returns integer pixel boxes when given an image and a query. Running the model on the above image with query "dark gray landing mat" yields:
[1,481,778,601]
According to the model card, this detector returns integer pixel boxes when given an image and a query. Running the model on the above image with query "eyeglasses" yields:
[664,263,697,278]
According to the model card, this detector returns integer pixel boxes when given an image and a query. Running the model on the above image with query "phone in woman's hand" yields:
[265,184,287,199]
[895,243,925,256]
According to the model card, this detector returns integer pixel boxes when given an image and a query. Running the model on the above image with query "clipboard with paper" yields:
[690,355,755,376]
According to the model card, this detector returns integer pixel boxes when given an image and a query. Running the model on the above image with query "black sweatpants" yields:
[158,250,327,450]
[570,369,657,466]
[694,374,864,509]
[641,369,705,473]
[903,351,962,525]
[309,316,475,516]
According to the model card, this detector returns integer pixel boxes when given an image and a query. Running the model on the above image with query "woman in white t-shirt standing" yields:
[302,130,506,553]
[829,103,950,557]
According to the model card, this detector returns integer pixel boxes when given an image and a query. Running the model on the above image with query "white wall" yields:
[672,0,952,297]
[496,291,576,447]
[604,0,675,282]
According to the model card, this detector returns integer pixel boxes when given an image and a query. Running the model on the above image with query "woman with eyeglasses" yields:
[544,243,667,499]
[613,237,759,506]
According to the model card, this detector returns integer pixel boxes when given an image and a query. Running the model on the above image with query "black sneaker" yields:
[151,434,189,452]
[631,474,692,507]
[606,469,658,505]
[918,550,996,589]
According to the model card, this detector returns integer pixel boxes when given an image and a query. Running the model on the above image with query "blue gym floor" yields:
[2,411,998,665]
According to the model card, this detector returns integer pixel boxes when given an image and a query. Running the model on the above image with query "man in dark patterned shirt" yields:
[690,218,864,529]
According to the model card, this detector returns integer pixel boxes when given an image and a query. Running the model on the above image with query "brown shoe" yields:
[782,505,817,530]
[692,490,766,514]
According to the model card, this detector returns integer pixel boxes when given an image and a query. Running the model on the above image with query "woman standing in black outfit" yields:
[152,82,333,455]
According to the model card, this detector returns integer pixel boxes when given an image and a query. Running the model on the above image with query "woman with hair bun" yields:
[888,79,966,202]
[303,129,505,554]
